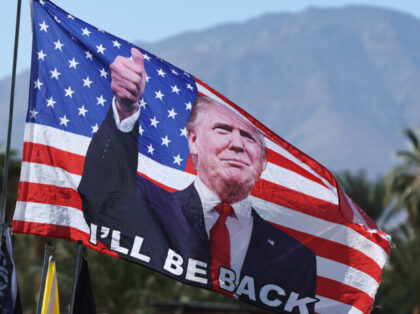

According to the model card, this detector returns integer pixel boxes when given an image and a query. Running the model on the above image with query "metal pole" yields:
[69,240,83,314]
[36,241,52,314]
[0,0,22,241]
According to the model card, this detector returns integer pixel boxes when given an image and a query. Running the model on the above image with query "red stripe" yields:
[252,179,345,223]
[317,277,374,313]
[266,148,328,189]
[17,182,82,210]
[23,142,85,175]
[12,220,118,257]
[271,223,382,282]
[195,78,336,188]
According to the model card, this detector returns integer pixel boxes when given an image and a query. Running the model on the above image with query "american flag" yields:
[13,1,391,313]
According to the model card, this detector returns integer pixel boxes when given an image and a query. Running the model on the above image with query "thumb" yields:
[131,47,144,66]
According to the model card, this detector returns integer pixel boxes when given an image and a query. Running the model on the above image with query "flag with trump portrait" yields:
[13,0,391,313]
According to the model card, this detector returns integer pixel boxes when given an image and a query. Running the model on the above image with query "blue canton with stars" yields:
[30,0,198,170]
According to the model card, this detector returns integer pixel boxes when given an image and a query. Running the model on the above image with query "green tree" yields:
[385,127,420,229]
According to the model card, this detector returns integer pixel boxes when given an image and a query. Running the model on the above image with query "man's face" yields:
[188,103,267,202]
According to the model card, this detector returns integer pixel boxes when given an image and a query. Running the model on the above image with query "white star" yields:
[97,28,105,33]
[64,86,75,98]
[82,27,91,37]
[186,83,194,91]
[142,53,151,61]
[82,76,93,88]
[147,144,155,155]
[139,125,144,135]
[50,68,61,80]
[59,115,70,127]
[171,85,180,94]
[155,90,164,101]
[150,116,159,128]
[168,108,177,119]
[145,74,151,83]
[46,97,56,108]
[37,50,47,60]
[184,72,191,78]
[96,95,106,106]
[85,50,93,60]
[157,68,166,77]
[67,14,75,20]
[54,16,61,23]
[68,57,79,69]
[91,123,99,133]
[39,20,49,32]
[29,109,38,119]
[99,68,108,78]
[173,154,183,166]
[78,105,88,117]
[39,0,46,5]
[161,136,171,147]
[185,102,192,110]
[96,44,106,55]
[112,40,121,48]
[171,69,178,75]
[33,78,43,90]
[54,39,64,51]
[139,98,147,109]
[180,127,187,137]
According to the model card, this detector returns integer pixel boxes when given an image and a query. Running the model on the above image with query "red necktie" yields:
[210,202,234,296]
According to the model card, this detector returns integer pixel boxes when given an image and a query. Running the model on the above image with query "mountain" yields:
[2,5,420,176]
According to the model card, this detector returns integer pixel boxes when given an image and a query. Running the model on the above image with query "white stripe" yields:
[315,296,363,314]
[13,201,89,233]
[262,162,338,205]
[137,153,196,189]
[317,257,378,298]
[265,138,338,194]
[20,161,81,189]
[251,196,388,268]
[345,193,369,226]
[24,122,90,156]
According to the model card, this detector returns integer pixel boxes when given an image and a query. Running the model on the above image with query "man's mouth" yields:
[221,158,249,167]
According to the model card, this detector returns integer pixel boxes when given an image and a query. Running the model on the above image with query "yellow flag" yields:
[41,256,60,314]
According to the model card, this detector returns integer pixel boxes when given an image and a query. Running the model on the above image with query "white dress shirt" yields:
[194,177,253,285]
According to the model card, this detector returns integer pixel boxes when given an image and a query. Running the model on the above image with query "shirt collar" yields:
[194,177,252,218]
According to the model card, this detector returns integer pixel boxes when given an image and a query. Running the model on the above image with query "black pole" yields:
[36,241,52,314]
[0,0,22,241]
[69,240,83,314]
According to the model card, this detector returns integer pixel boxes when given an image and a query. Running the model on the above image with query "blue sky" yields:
[1,0,420,80]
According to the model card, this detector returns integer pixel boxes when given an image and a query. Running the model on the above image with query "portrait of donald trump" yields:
[78,48,318,313]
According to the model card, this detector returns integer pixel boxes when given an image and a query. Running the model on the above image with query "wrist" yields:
[115,97,139,121]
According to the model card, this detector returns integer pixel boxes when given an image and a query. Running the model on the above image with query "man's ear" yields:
[188,130,199,156]
[262,151,268,171]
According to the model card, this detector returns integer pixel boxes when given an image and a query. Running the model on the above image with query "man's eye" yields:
[214,125,231,133]
[240,131,256,142]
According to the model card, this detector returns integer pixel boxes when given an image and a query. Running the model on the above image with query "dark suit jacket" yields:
[78,108,317,313]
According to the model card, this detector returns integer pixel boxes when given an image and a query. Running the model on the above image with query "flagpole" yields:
[0,0,22,242]
[69,240,83,314]
[36,241,52,314]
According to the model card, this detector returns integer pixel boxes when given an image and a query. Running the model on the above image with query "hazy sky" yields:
[1,0,420,80]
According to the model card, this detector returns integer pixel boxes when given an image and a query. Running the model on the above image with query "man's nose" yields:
[228,130,245,153]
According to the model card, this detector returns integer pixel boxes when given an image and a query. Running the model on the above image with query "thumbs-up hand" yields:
[110,47,147,120]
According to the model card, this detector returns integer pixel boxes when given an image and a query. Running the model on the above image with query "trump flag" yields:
[13,1,391,313]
